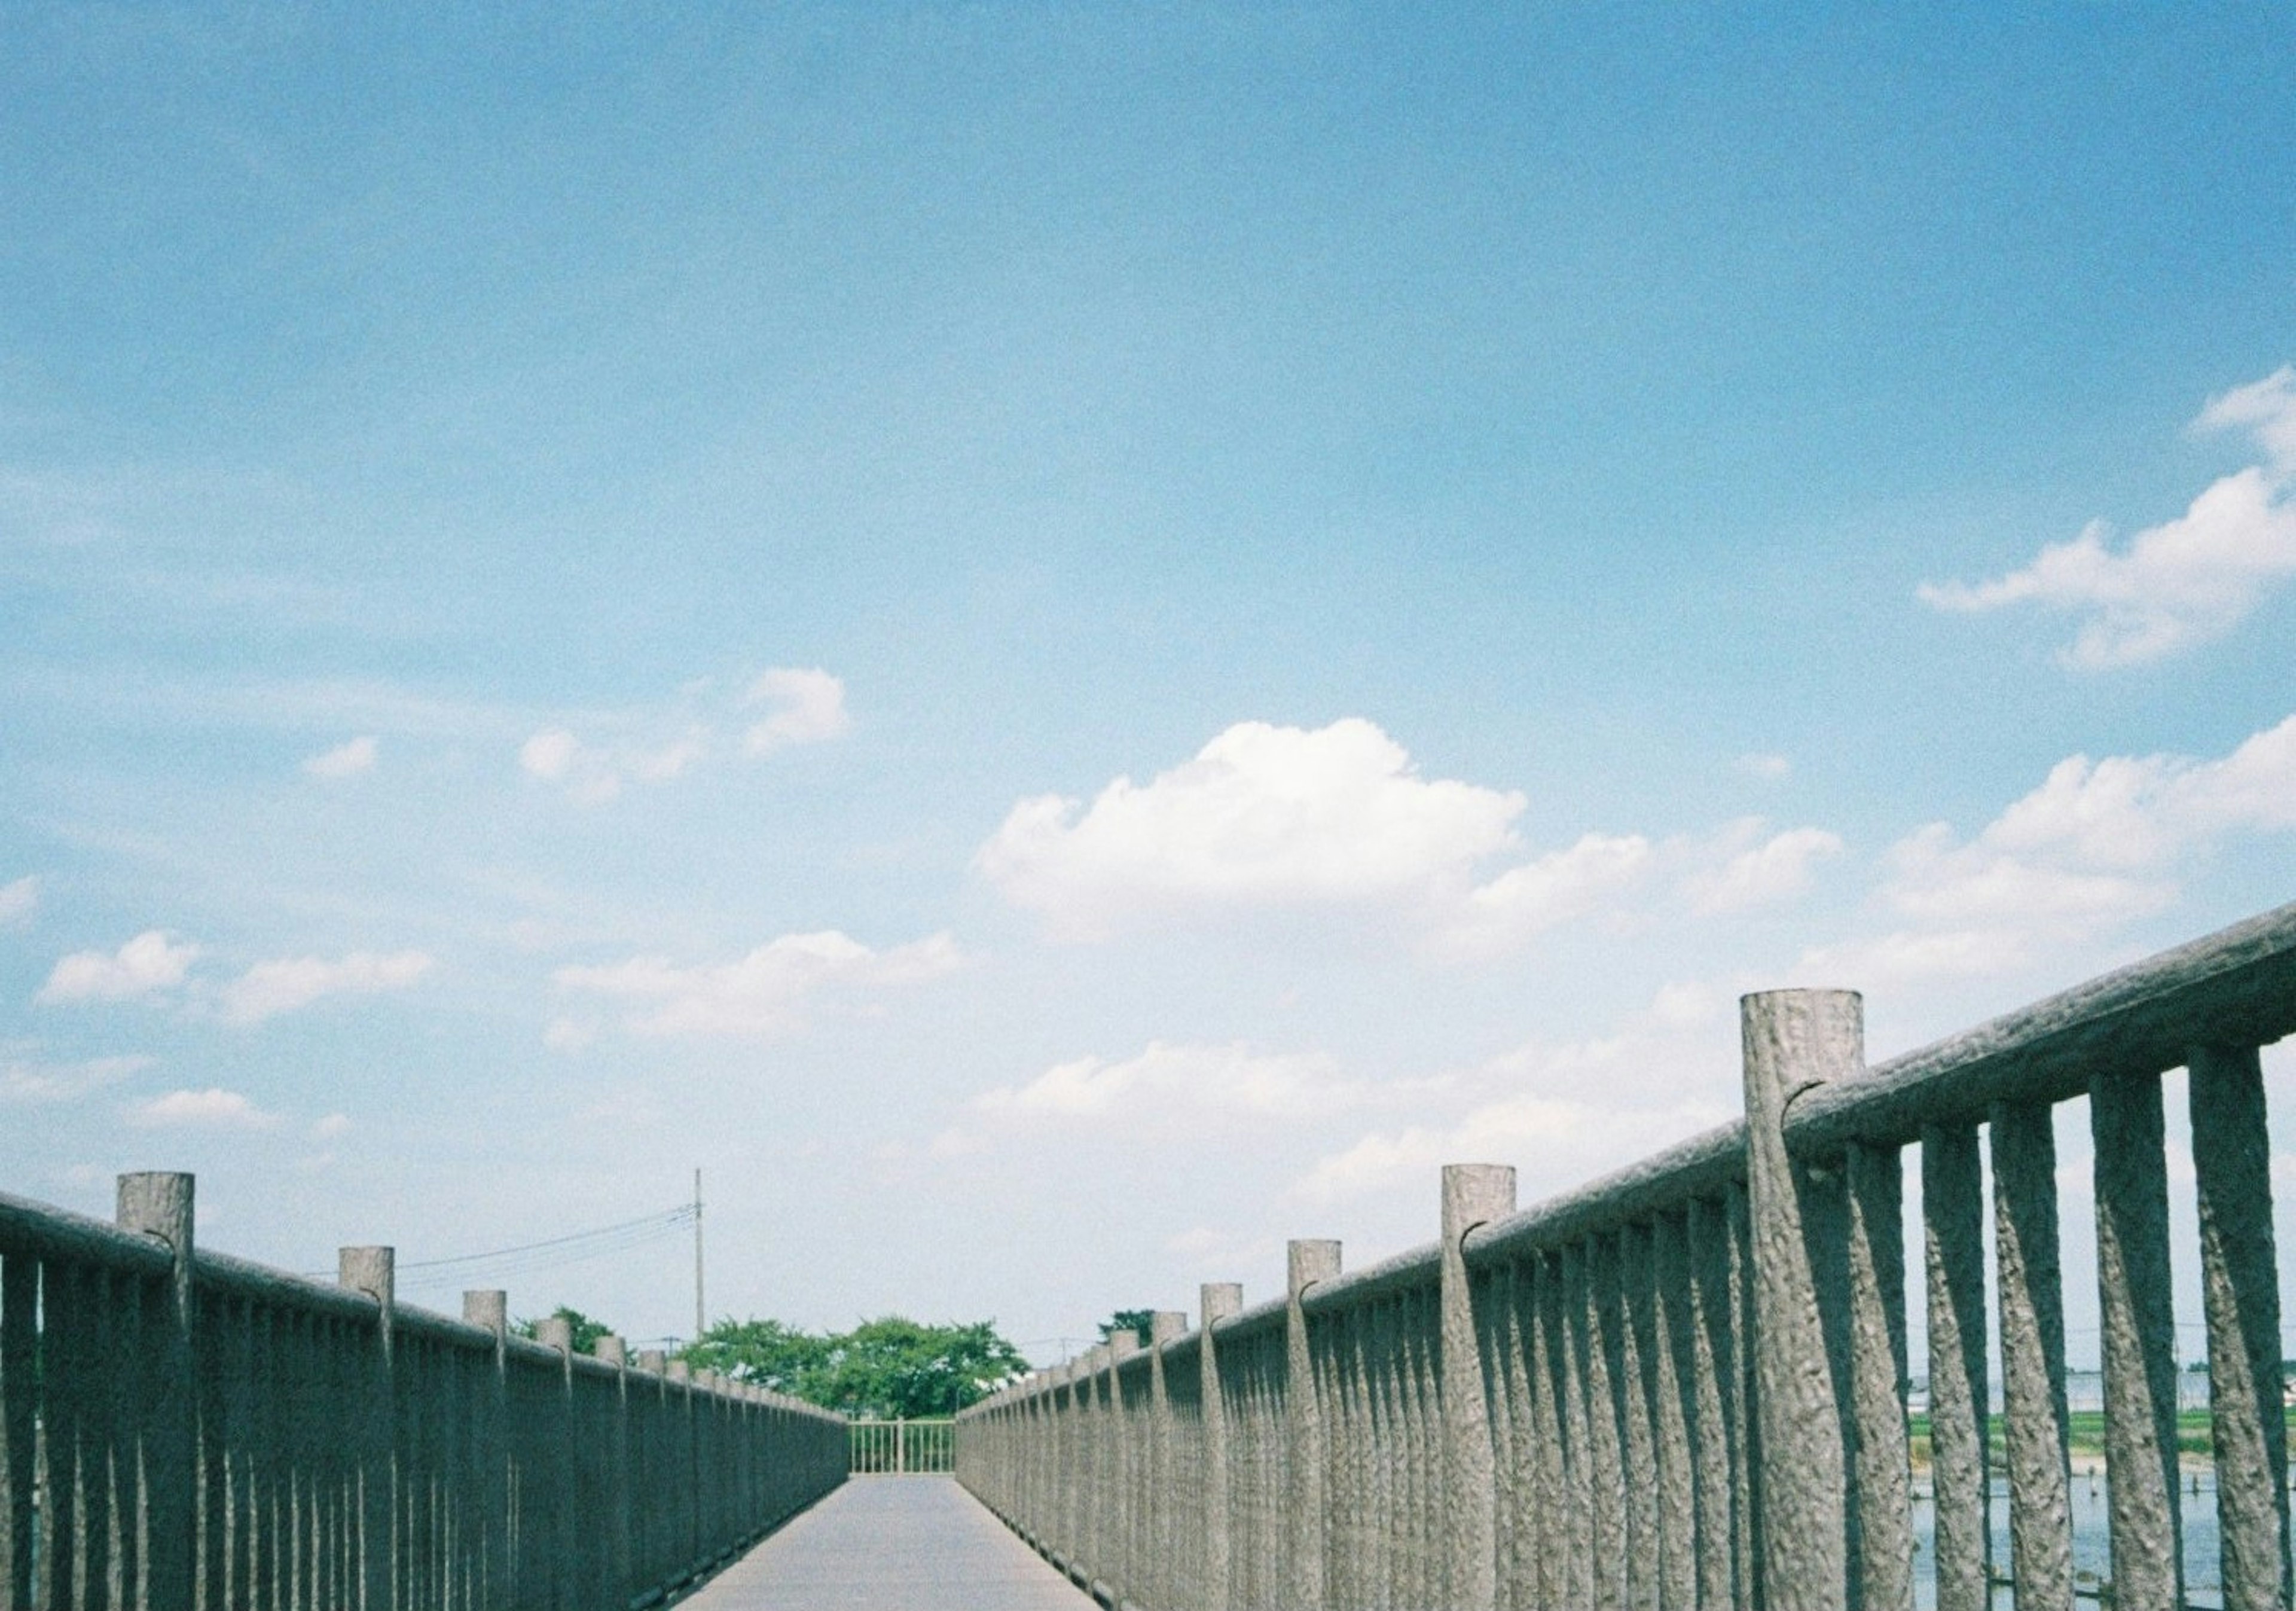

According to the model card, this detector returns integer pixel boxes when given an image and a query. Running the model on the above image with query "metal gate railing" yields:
[850,1417,955,1474]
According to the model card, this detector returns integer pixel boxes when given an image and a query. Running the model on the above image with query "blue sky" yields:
[3,4,2292,1360]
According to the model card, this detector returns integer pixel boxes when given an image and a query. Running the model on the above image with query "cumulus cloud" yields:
[128,1088,279,1130]
[554,929,962,1038]
[979,719,1843,952]
[303,736,378,778]
[1796,712,2296,986]
[1,1051,154,1104]
[977,719,1525,937]
[37,931,199,1004]
[0,875,38,926]
[220,950,435,1025]
[745,668,851,753]
[1921,365,2296,667]
[1685,825,1844,914]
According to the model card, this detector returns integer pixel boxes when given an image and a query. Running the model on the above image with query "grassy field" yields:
[1902,1409,2293,1467]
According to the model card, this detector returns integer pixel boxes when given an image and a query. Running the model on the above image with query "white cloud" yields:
[1,1051,154,1104]
[977,719,1526,938]
[543,1017,599,1053]
[555,929,963,1038]
[520,728,581,780]
[1920,365,2296,667]
[0,875,38,926]
[518,666,846,802]
[1737,752,1793,780]
[947,1040,1372,1153]
[220,950,435,1025]
[1686,825,1844,914]
[311,1112,352,1139]
[1793,712,2296,986]
[979,719,1857,956]
[744,667,852,753]
[128,1088,279,1130]
[303,736,378,779]
[1442,832,1653,957]
[1289,993,1738,1205]
[37,931,199,1004]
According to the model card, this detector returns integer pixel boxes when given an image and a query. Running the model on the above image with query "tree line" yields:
[517,1308,1030,1420]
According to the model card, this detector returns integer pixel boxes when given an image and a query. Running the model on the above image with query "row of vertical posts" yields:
[960,908,2296,1611]
[0,1173,848,1610]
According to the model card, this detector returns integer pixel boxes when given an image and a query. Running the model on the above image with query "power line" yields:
[304,1200,699,1294]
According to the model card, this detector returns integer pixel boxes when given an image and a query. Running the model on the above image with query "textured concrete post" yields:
[116,1173,197,1607]
[1846,1140,1913,1611]
[1149,1310,1187,1611]
[1108,1331,1139,1604]
[1202,1282,1242,1611]
[1991,1100,2074,1610]
[1741,987,1859,1611]
[1440,1164,1516,1611]
[1286,1239,1340,1610]
[2090,1075,2184,1611]
[2191,1043,2291,1610]
[535,1314,577,1610]
[463,1290,509,1610]
[340,1246,396,1611]
[1921,1125,1990,1611]
[597,1334,634,1607]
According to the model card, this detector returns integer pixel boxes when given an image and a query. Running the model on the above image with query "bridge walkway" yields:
[680,1474,1095,1610]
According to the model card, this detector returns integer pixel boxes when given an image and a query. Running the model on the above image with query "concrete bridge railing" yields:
[0,1179,847,1610]
[958,899,2296,1611]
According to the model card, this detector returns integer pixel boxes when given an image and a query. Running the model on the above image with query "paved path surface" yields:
[680,1476,1095,1609]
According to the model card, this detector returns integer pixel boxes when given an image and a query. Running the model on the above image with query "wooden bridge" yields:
[4,899,2294,1609]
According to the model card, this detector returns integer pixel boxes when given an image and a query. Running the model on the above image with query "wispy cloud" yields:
[1921,365,2296,667]
[0,875,37,927]
[518,666,851,803]
[744,667,851,753]
[554,929,962,1039]
[127,1087,279,1130]
[303,736,378,778]
[0,1050,154,1104]
[220,950,435,1025]
[37,930,199,1004]
[936,1040,1385,1155]
[1684,824,1843,914]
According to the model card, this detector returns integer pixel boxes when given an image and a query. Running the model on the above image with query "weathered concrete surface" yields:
[680,1478,1095,1610]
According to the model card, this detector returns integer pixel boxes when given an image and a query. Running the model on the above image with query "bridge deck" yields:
[680,1475,1095,1609]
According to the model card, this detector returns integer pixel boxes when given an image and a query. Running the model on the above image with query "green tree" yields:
[685,1314,1027,1418]
[683,1318,831,1396]
[1100,1309,1155,1348]
[512,1305,613,1355]
[819,1317,1028,1419]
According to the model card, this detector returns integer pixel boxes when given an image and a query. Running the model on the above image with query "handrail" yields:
[1785,896,2296,1154]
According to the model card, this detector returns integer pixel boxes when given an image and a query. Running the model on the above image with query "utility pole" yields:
[693,1166,705,1342]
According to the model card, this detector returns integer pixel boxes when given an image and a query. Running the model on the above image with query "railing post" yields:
[596,1334,634,1609]
[1440,1164,1516,1611]
[117,1172,196,1608]
[1741,987,1860,1611]
[1201,1281,1242,1611]
[2191,1042,2292,1610]
[1149,1310,1187,1611]
[340,1245,396,1611]
[536,1314,577,1611]
[463,1290,510,1610]
[1287,1238,1340,1610]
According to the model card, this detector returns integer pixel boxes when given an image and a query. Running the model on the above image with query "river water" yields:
[1912,1471,2226,1608]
